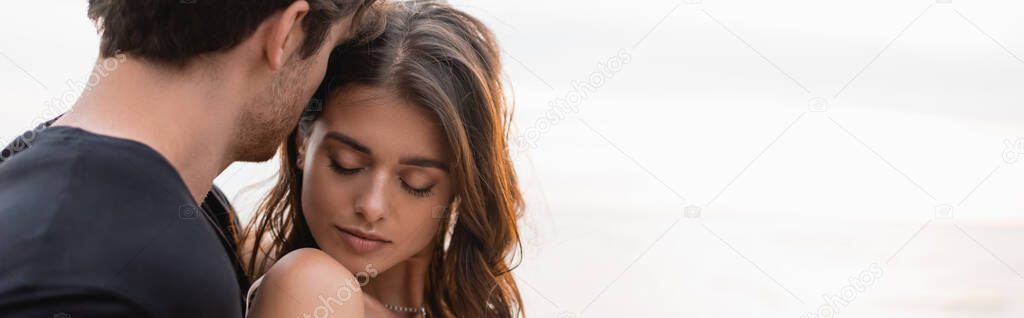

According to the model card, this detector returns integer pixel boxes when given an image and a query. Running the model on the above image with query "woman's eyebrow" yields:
[325,131,446,170]
[400,157,448,171]
[325,131,371,155]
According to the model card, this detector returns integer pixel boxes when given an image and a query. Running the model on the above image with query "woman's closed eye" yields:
[329,157,436,198]
[328,158,363,175]
[400,179,433,198]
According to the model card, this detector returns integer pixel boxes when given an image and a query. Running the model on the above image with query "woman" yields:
[242,1,525,317]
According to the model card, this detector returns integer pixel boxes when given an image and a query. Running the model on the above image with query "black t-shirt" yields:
[0,126,244,317]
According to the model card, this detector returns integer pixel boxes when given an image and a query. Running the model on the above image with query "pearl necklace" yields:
[383,303,426,316]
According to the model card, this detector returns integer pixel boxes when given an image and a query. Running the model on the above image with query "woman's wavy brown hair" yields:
[242,1,525,316]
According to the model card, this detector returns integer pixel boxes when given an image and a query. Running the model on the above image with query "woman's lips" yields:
[336,226,391,254]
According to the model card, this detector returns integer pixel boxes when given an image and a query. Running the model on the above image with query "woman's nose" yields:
[354,172,390,223]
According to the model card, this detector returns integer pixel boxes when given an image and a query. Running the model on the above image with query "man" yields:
[0,0,375,316]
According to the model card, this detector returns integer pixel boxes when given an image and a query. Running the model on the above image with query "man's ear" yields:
[265,0,311,71]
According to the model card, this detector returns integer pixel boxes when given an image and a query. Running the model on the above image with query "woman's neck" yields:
[363,249,433,311]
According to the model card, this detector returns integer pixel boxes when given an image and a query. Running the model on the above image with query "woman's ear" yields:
[295,133,308,171]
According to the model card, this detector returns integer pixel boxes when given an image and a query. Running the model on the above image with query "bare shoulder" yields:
[265,248,357,284]
[247,248,364,318]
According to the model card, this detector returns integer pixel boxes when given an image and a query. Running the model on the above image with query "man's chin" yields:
[234,144,280,163]
[233,120,296,163]
[235,150,276,164]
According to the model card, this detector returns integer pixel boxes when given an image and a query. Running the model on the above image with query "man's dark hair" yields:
[87,0,375,67]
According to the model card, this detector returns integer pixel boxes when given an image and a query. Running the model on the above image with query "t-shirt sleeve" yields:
[0,128,244,317]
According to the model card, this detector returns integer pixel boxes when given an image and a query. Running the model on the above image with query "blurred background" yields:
[3,0,1024,317]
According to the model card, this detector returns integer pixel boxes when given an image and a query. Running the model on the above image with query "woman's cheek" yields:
[303,162,346,226]
[410,212,444,251]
